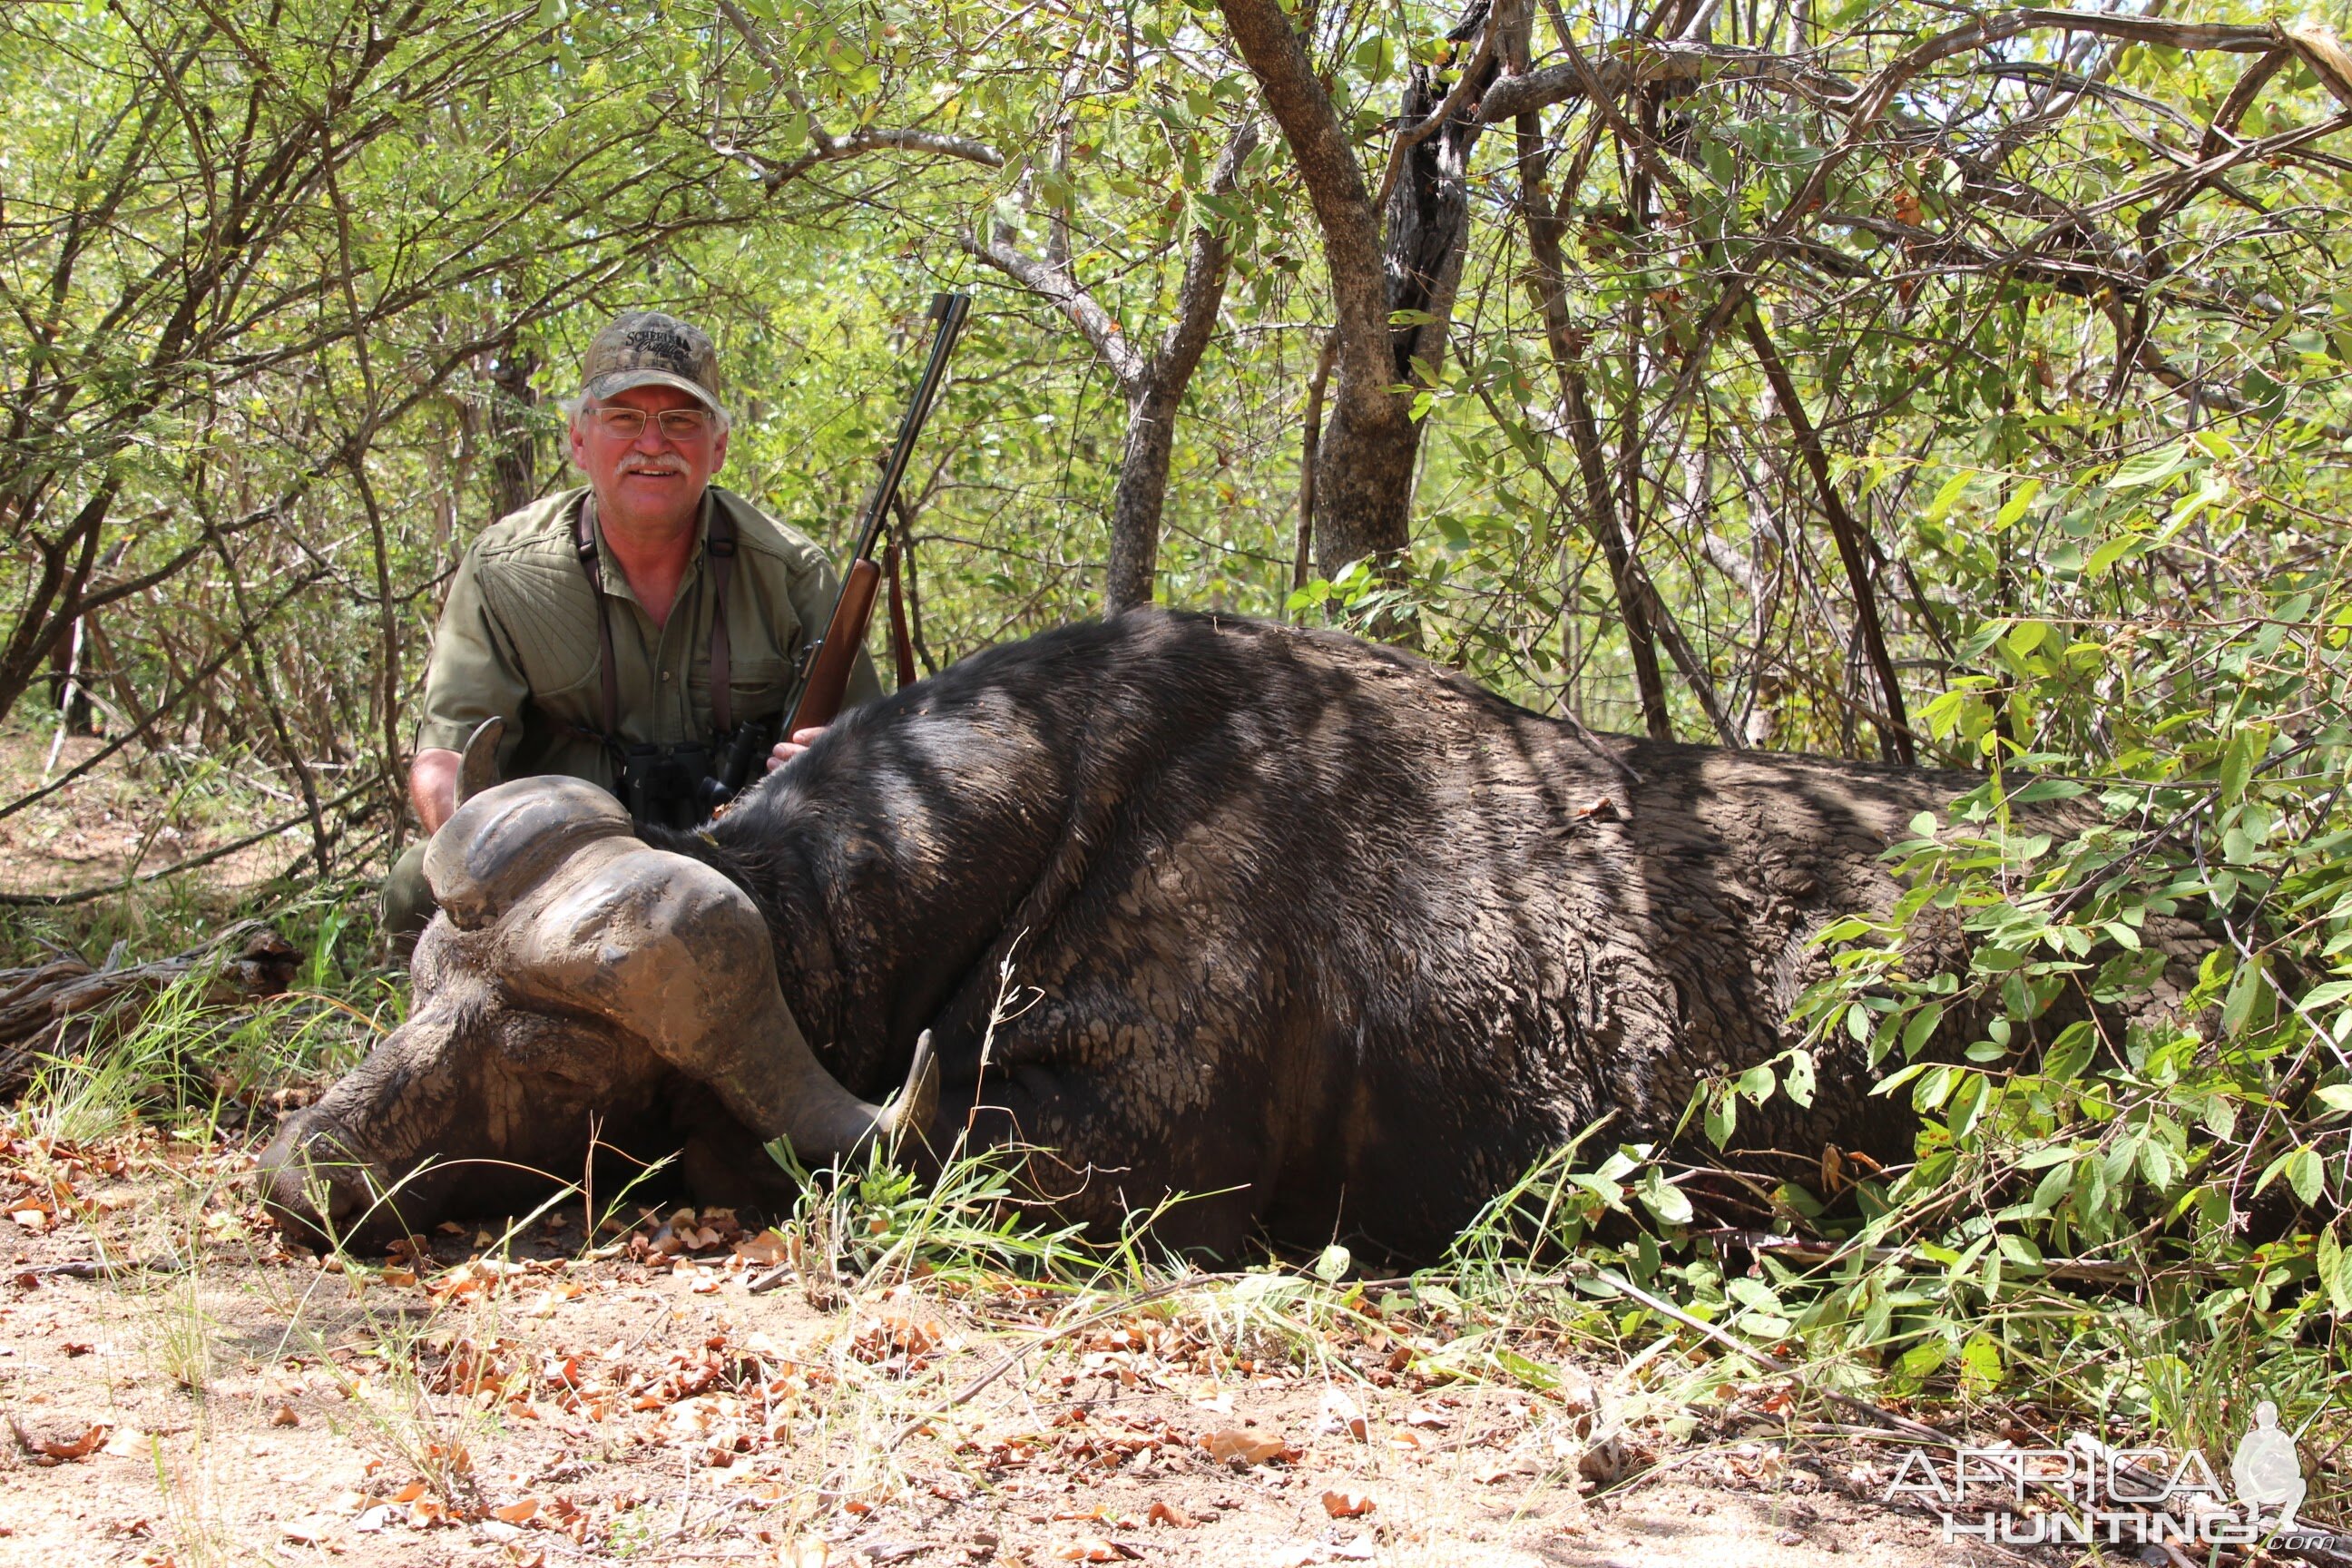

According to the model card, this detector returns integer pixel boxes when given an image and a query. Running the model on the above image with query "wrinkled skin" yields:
[261,611,2203,1259]
[260,926,676,1245]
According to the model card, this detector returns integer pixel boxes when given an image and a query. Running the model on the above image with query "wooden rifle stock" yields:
[787,557,880,733]
[780,292,971,738]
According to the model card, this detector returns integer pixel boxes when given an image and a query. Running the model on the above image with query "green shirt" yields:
[416,485,882,793]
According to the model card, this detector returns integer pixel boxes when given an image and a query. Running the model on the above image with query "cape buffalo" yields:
[258,610,2180,1259]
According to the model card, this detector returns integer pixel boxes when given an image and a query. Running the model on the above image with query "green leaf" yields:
[2289,1146,2326,1207]
[1413,1283,1465,1318]
[1945,1071,1990,1140]
[2107,440,2190,488]
[2030,1160,2076,1217]
[1924,470,1974,522]
[1896,1338,1949,1383]
[1637,1169,1694,1227]
[2222,957,2268,1037]
[2041,1020,2098,1084]
[2083,532,2141,578]
[1959,1333,2004,1395]
[1312,1243,1351,1282]
[1782,1050,1817,1108]
[1993,479,2042,530]
[1489,1347,1563,1390]
[2322,1228,2352,1316]
[2219,728,2258,806]
[1704,1087,1738,1149]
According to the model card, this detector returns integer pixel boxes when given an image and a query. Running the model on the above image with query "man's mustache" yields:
[619,458,689,475]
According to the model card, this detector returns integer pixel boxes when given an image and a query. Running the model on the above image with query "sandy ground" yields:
[0,1130,2049,1568]
[0,730,314,900]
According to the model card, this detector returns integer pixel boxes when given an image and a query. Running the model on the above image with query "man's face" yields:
[568,384,730,533]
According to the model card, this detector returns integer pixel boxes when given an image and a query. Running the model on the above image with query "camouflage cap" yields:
[578,311,727,418]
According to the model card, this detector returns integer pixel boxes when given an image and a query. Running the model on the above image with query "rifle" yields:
[782,291,972,736]
[705,293,971,807]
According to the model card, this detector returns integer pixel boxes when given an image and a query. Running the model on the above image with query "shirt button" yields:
[661,670,671,682]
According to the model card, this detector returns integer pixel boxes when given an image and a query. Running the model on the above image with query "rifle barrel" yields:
[848,292,972,570]
[781,292,973,737]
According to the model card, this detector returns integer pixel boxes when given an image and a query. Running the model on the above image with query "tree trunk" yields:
[973,123,1257,617]
[1104,382,1184,613]
[1102,122,1259,614]
[1219,0,1494,632]
[486,334,540,520]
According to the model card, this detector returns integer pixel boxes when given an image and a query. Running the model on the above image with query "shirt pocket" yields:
[692,655,791,723]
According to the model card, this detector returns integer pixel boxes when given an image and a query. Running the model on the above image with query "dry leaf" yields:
[389,1480,428,1504]
[269,1404,299,1427]
[1146,1501,1195,1528]
[737,1228,790,1265]
[280,1514,338,1544]
[14,1420,109,1463]
[1318,1388,1368,1441]
[1405,1407,1448,1429]
[491,1496,543,1524]
[777,1539,831,1567]
[1321,1489,1376,1518]
[1055,1540,1141,1563]
[1200,1426,1297,1465]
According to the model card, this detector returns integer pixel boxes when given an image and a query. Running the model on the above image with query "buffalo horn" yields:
[510,834,935,1162]
[424,775,632,930]
[455,715,505,806]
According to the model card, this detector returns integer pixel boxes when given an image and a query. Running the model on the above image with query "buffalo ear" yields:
[455,716,505,806]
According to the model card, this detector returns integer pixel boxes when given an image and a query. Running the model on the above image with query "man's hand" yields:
[765,726,829,772]
[411,749,462,835]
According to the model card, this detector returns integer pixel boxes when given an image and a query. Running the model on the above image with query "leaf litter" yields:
[0,1129,2026,1567]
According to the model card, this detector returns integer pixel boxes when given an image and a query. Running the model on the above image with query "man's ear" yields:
[709,420,729,475]
[566,412,590,474]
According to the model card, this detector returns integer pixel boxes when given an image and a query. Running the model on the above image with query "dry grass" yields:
[0,1122,2024,1568]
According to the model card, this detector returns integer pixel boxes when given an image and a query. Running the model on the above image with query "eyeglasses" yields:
[586,407,714,442]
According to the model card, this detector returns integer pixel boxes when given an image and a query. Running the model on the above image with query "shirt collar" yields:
[582,486,715,612]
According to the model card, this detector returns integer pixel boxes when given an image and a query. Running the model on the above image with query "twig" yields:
[20,1255,191,1281]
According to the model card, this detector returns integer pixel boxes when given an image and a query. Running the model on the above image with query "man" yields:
[385,310,880,946]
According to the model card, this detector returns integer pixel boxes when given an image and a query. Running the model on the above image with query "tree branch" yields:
[960,232,1151,393]
[1740,312,1915,765]
[1215,0,1394,432]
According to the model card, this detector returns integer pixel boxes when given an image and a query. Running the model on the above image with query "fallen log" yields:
[0,922,299,1093]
